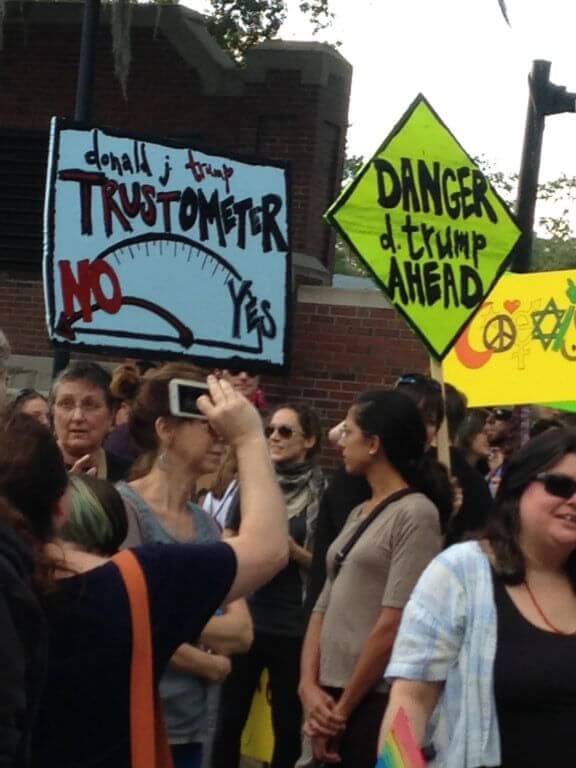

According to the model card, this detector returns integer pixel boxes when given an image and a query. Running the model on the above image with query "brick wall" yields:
[263,288,428,467]
[0,5,431,470]
[1,282,428,468]
[0,278,50,356]
[1,4,351,277]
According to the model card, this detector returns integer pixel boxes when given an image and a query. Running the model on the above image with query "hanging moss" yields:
[111,0,132,101]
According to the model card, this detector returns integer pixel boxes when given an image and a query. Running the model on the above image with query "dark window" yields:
[0,129,48,273]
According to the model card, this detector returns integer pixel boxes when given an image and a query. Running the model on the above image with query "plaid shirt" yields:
[386,542,501,768]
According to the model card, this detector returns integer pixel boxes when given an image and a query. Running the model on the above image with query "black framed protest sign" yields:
[44,118,292,373]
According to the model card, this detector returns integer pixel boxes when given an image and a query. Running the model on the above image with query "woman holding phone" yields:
[117,364,254,768]
[0,373,287,768]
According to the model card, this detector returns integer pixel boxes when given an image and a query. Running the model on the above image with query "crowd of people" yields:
[1,329,576,768]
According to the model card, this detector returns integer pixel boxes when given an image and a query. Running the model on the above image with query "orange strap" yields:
[113,550,174,768]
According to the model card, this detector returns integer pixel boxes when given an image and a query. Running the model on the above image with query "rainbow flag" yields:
[376,707,426,768]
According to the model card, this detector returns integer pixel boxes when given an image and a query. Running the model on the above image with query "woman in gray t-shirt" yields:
[299,390,444,768]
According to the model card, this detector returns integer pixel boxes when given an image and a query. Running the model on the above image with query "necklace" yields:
[523,580,576,636]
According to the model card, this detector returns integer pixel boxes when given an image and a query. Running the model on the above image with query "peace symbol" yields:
[483,315,516,353]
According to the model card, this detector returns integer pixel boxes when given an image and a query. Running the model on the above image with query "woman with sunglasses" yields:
[381,427,576,768]
[116,364,254,768]
[220,368,268,411]
[213,403,325,768]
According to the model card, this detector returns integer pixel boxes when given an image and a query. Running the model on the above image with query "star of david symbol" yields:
[531,299,566,350]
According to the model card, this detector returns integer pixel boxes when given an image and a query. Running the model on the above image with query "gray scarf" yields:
[275,461,325,553]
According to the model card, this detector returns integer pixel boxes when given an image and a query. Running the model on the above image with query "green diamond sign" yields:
[326,94,522,360]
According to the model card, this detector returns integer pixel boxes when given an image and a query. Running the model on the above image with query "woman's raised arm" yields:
[198,377,288,602]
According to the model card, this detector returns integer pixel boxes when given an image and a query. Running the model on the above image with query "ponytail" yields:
[403,454,453,533]
[353,389,453,531]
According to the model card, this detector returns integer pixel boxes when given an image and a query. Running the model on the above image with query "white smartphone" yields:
[168,379,209,419]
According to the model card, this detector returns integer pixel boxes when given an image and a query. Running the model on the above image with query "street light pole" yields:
[74,0,101,124]
[512,59,576,274]
[52,0,101,378]
[513,60,550,273]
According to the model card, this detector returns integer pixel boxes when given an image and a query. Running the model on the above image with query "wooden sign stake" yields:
[430,357,452,475]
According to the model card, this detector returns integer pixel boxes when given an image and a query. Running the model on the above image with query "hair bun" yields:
[110,364,142,403]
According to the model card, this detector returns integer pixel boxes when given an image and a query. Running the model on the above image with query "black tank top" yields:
[492,569,576,766]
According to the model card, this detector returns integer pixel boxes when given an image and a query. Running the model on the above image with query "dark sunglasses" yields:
[227,369,257,378]
[395,373,442,392]
[536,473,576,500]
[265,424,297,439]
[491,408,514,421]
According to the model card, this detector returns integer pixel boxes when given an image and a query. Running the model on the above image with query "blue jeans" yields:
[171,742,203,768]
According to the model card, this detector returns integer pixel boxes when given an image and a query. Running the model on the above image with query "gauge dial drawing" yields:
[54,233,272,354]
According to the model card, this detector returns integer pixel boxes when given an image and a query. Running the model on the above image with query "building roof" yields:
[3,1,351,93]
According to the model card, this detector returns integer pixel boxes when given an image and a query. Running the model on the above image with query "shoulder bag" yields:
[113,550,174,768]
[333,488,417,578]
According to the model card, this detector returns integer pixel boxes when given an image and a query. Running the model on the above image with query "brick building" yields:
[264,280,427,464]
[1,1,351,281]
[0,1,427,464]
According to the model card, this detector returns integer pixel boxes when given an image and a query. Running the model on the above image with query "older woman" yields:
[381,427,576,768]
[213,403,325,768]
[50,361,129,480]
[0,377,287,768]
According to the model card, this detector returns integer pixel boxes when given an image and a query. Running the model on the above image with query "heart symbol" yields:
[504,300,520,314]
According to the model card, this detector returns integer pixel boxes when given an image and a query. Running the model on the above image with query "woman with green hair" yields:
[62,475,128,556]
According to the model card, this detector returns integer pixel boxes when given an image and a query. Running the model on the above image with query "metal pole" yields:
[74,0,101,122]
[512,60,550,274]
[52,0,101,378]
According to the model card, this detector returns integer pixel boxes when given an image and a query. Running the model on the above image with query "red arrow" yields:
[54,296,194,349]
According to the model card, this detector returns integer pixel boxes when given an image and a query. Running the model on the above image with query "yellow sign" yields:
[241,669,274,763]
[325,95,521,359]
[444,269,576,406]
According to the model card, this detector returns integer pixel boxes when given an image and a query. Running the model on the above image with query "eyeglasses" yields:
[264,424,301,440]
[536,473,576,500]
[395,373,442,392]
[54,397,107,415]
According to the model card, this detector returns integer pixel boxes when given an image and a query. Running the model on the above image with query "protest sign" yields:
[547,402,576,413]
[43,119,291,371]
[325,95,521,359]
[444,269,576,406]
[241,669,274,763]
